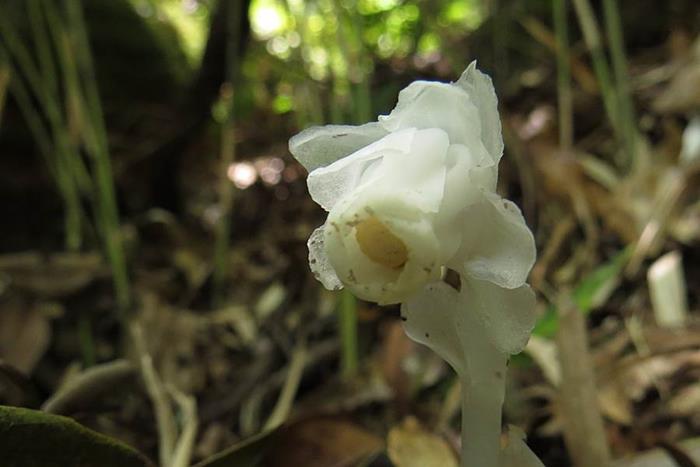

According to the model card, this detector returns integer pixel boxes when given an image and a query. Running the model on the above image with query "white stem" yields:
[460,324,508,467]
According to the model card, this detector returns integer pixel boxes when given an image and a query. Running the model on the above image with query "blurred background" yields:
[1,0,700,466]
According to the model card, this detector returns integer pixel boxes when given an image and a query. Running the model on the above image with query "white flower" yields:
[290,62,536,350]
[291,62,543,467]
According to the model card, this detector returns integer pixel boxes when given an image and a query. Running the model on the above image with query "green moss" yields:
[0,405,153,467]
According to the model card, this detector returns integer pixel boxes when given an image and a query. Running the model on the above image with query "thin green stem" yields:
[571,0,621,154]
[6,66,81,250]
[212,0,243,307]
[65,0,131,310]
[338,290,358,378]
[0,63,8,127]
[212,108,236,306]
[602,0,638,168]
[43,0,94,194]
[33,0,94,246]
[28,0,58,96]
[0,46,55,173]
[0,4,83,251]
[333,0,372,124]
[553,0,573,150]
[78,314,96,367]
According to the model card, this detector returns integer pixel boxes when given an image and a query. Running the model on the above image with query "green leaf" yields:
[533,247,631,339]
[0,405,153,467]
[193,429,278,467]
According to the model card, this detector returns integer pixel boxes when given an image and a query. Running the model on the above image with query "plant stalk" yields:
[460,323,508,467]
[212,0,243,306]
[65,0,131,310]
[602,0,638,169]
[338,290,358,378]
[556,293,612,467]
[571,0,620,151]
[553,0,573,150]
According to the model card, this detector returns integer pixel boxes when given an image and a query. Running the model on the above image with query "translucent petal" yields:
[400,281,466,373]
[402,279,538,465]
[431,144,494,267]
[439,144,496,221]
[307,225,343,291]
[452,192,536,289]
[306,128,416,211]
[381,83,472,144]
[463,279,537,355]
[289,122,388,172]
[379,81,494,167]
[401,278,536,374]
[455,61,505,164]
[376,128,450,212]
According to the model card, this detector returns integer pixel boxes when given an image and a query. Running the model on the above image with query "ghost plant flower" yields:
[290,62,544,467]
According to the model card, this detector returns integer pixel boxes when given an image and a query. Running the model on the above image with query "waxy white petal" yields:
[400,281,467,373]
[308,225,343,291]
[452,192,536,289]
[379,81,495,168]
[289,122,388,172]
[375,128,450,212]
[400,278,536,368]
[456,61,504,164]
[306,128,416,211]
[463,279,537,355]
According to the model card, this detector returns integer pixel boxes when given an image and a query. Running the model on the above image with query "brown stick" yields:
[556,293,612,467]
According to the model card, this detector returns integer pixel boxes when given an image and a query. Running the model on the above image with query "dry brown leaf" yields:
[266,417,383,467]
[388,417,458,467]
[0,299,52,373]
[294,364,392,417]
[621,352,700,401]
[668,384,700,417]
[597,382,634,425]
[378,320,415,406]
[597,349,700,426]
[654,63,700,113]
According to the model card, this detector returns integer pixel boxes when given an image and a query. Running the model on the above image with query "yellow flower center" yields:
[355,216,408,269]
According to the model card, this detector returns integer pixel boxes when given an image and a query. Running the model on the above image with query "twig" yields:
[555,292,612,467]
[263,341,307,431]
[518,16,598,94]
[42,359,135,415]
[132,324,177,467]
[167,384,199,467]
[626,168,686,276]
